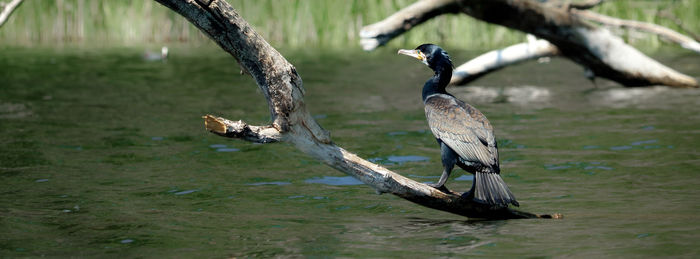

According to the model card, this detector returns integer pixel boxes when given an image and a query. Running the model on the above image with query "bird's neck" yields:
[422,65,452,101]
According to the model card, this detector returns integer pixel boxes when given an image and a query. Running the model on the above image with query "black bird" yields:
[398,44,519,208]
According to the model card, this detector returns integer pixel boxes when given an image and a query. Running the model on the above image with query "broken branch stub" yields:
[155,0,559,219]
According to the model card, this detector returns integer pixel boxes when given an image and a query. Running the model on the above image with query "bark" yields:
[0,0,23,27]
[155,0,560,220]
[360,0,699,88]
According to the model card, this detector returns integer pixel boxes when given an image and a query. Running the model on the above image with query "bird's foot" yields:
[428,183,450,192]
[460,190,473,198]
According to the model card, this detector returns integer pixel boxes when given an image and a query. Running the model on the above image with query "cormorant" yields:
[398,44,519,208]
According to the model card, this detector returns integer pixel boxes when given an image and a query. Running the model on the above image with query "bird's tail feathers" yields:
[474,172,519,208]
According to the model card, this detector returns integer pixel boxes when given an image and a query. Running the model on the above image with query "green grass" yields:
[0,0,697,51]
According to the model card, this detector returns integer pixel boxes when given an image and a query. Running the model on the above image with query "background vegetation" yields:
[0,0,698,51]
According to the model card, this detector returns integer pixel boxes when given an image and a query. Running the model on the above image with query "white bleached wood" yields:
[0,0,23,27]
[451,37,559,85]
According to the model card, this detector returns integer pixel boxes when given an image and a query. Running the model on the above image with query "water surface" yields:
[1,47,699,257]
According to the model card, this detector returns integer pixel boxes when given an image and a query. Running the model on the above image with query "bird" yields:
[143,46,169,62]
[398,44,519,208]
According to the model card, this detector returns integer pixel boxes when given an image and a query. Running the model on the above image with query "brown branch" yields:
[572,9,700,54]
[0,0,23,27]
[360,0,698,88]
[203,115,281,143]
[155,0,559,220]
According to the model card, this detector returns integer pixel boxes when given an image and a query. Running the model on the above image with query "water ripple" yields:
[246,181,291,186]
[305,176,363,186]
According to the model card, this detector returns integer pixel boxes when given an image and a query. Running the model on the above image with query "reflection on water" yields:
[544,161,615,173]
[588,86,700,108]
[590,86,668,107]
[246,181,291,186]
[630,139,657,145]
[452,85,550,106]
[174,189,198,195]
[341,216,508,254]
[209,143,240,152]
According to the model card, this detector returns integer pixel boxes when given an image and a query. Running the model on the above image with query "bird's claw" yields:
[428,183,449,192]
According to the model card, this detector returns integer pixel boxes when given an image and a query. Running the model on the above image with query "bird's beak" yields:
[398,49,428,65]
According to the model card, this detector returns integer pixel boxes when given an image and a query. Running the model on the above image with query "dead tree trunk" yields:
[360,0,699,88]
[154,0,559,220]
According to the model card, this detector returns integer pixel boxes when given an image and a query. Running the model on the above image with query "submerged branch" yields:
[0,0,23,27]
[156,0,558,219]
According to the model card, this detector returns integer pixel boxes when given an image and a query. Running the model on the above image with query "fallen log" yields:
[360,0,698,88]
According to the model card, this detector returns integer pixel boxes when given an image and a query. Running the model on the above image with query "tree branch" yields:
[359,0,459,51]
[360,0,698,88]
[155,0,559,219]
[451,35,559,86]
[572,9,700,54]
[0,0,23,28]
[203,115,281,143]
[566,0,604,10]
[657,9,700,42]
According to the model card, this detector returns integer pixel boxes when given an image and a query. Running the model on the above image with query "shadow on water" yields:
[340,216,509,254]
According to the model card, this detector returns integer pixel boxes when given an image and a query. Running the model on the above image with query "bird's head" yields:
[398,44,453,71]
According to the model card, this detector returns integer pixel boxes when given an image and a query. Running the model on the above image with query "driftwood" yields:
[154,0,559,220]
[360,0,699,88]
[451,35,559,85]
[0,0,23,27]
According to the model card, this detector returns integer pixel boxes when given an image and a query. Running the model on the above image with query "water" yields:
[1,47,699,257]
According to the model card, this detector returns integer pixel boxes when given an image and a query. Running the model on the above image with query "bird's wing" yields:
[424,94,498,168]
